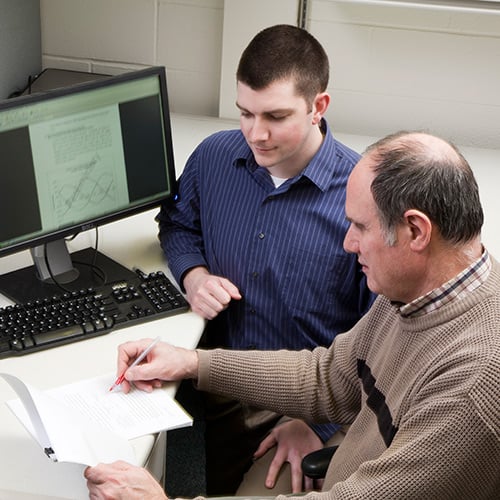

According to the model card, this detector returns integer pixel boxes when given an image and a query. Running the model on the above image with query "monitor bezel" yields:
[0,65,177,258]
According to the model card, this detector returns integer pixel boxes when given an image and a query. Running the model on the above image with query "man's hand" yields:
[183,266,241,319]
[116,338,199,394]
[253,419,323,493]
[85,461,167,499]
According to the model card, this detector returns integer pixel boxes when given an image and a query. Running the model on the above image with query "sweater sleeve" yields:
[196,339,360,426]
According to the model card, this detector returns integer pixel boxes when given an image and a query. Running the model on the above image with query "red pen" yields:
[109,336,161,391]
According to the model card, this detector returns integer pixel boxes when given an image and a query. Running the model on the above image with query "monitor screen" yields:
[0,66,177,302]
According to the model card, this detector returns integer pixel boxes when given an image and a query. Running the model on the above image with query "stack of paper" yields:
[1,372,192,466]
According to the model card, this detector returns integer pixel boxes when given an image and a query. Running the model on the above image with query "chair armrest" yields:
[301,445,338,479]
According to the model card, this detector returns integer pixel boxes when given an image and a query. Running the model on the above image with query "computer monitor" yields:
[0,66,177,303]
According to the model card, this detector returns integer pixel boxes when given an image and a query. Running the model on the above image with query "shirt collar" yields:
[233,119,339,192]
[398,248,491,318]
[298,119,339,191]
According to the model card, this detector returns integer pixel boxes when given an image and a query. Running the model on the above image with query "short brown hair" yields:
[236,24,329,106]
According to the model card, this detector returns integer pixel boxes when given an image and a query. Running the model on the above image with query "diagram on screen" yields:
[50,153,119,225]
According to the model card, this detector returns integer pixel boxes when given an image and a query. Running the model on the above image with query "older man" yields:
[86,131,500,499]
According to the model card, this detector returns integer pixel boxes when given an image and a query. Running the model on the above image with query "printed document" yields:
[1,372,192,466]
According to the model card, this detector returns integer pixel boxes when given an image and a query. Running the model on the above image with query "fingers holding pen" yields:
[114,337,155,393]
[115,338,200,393]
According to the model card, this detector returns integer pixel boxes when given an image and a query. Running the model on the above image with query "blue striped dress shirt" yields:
[157,119,375,440]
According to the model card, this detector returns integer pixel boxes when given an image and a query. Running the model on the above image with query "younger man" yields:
[157,24,374,495]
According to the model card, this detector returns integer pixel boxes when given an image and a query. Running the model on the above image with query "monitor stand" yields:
[0,243,137,304]
[30,239,81,285]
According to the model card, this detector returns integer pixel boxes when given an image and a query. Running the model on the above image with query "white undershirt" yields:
[270,174,288,187]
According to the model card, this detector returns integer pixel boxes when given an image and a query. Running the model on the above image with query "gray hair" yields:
[365,131,484,246]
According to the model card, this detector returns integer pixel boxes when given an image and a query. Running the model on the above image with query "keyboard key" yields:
[34,325,85,345]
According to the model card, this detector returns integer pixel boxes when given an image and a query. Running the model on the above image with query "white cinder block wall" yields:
[313,1,500,150]
[40,0,225,116]
[41,0,500,149]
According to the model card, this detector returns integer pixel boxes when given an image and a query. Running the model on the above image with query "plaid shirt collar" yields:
[399,248,491,318]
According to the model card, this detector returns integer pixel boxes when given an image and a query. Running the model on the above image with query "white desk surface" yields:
[0,208,205,499]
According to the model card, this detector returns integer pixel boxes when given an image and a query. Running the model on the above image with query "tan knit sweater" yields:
[197,259,500,499]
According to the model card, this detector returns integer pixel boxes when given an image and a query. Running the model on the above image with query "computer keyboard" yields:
[0,270,189,359]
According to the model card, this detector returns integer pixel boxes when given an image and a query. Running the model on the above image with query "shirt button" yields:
[249,308,256,314]
[252,271,259,278]
[258,232,265,239]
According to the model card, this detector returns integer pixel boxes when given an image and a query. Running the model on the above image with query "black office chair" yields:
[301,445,338,479]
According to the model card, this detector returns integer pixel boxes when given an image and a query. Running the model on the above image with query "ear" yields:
[404,209,432,251]
[311,92,330,125]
